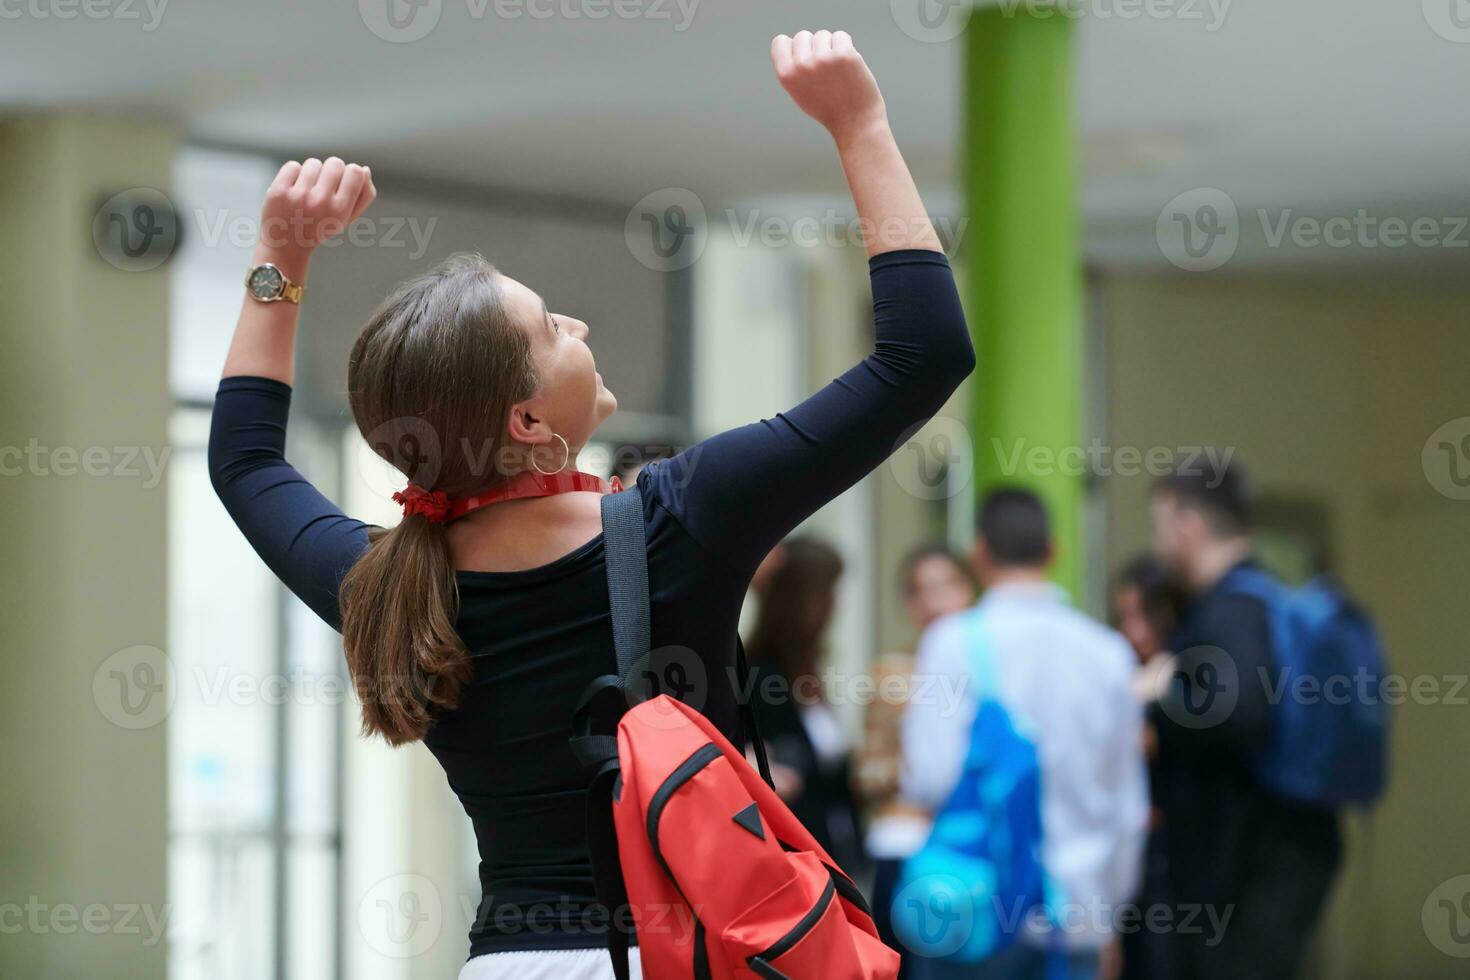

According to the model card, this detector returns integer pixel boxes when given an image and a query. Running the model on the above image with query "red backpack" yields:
[569,486,900,980]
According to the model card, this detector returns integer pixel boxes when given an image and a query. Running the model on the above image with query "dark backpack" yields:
[1222,566,1389,806]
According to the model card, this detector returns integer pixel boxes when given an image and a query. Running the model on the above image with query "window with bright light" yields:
[167,146,346,980]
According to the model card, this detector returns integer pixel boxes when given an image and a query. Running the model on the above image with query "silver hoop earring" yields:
[531,433,571,476]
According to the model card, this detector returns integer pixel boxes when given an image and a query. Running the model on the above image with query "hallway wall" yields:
[1097,266,1470,978]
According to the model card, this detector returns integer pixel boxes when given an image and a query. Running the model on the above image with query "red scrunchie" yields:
[393,483,452,524]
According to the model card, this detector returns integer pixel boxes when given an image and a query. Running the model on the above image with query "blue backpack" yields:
[890,609,1054,966]
[1222,566,1389,807]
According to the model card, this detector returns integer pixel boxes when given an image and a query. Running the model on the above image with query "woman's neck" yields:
[445,491,606,573]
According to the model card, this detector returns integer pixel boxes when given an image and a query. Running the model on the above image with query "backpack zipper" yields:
[775,839,872,918]
[646,742,723,885]
[645,742,722,980]
[747,874,836,976]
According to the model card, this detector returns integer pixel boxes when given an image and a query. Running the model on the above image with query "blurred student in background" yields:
[746,535,865,872]
[858,545,978,974]
[1110,554,1185,980]
[1111,553,1185,704]
[902,489,1148,980]
[1149,460,1341,979]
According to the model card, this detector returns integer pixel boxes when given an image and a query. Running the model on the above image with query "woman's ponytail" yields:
[338,253,538,745]
[340,514,471,745]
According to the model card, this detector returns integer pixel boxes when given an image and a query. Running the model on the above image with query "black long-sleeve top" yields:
[208,248,974,957]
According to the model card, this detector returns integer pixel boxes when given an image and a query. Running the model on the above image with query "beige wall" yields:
[1098,267,1470,978]
[0,115,178,978]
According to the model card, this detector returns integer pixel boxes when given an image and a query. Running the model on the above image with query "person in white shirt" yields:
[859,546,979,977]
[901,489,1149,980]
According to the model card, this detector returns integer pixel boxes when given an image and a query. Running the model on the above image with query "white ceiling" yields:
[6,0,1468,268]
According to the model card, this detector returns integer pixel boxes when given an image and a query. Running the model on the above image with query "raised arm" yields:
[645,31,974,579]
[770,29,943,258]
[209,159,379,629]
[222,158,377,383]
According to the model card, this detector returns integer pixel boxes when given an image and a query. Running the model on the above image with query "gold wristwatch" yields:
[244,263,304,304]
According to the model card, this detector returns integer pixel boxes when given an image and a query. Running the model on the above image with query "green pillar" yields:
[963,4,1083,596]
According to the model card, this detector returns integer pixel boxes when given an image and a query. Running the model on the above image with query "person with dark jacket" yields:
[1149,460,1341,980]
[1110,554,1185,980]
[745,536,865,874]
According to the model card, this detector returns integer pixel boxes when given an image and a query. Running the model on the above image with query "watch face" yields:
[248,265,284,300]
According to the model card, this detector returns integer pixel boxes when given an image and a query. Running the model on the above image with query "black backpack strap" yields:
[569,675,625,769]
[586,758,631,980]
[602,484,774,788]
[586,486,650,980]
[736,637,773,788]
[601,486,650,682]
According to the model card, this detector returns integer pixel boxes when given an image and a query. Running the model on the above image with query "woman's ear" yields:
[506,400,552,446]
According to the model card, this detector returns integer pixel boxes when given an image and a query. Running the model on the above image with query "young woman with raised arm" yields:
[210,29,973,979]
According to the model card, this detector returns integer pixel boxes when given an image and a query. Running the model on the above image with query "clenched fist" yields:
[257,157,377,257]
[771,30,887,142]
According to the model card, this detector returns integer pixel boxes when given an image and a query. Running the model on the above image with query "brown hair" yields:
[1111,552,1186,646]
[746,536,845,681]
[339,253,539,745]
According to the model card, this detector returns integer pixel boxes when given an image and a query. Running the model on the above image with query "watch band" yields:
[279,280,304,304]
